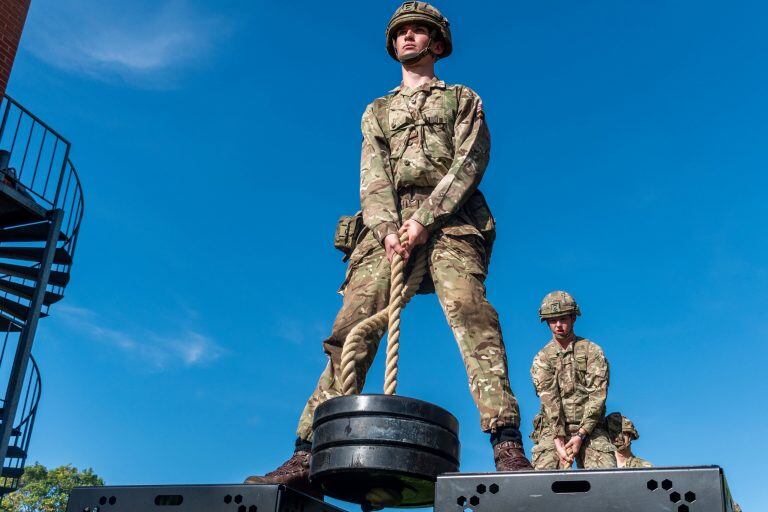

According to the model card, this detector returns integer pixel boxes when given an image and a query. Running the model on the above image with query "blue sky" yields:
[6,0,767,510]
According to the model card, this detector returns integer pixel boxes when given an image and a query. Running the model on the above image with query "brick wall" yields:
[0,0,31,96]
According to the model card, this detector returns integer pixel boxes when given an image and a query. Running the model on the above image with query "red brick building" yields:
[0,0,31,96]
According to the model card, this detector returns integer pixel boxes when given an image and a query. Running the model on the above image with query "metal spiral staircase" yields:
[0,95,83,494]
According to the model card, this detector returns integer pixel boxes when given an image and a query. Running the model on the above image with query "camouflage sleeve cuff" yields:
[579,420,597,435]
[410,207,435,231]
[372,221,399,245]
[554,424,567,438]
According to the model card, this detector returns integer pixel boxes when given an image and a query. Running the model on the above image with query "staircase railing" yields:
[0,94,84,493]
[0,94,84,256]
[0,95,84,317]
[0,354,40,492]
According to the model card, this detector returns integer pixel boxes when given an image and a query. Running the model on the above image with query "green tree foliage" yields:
[0,463,103,512]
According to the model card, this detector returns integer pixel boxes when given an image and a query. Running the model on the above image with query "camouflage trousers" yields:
[531,422,617,470]
[295,228,520,440]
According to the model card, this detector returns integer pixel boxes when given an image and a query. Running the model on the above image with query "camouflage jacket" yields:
[624,455,652,468]
[360,77,492,244]
[530,337,610,437]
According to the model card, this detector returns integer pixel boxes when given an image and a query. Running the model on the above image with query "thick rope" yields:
[340,232,428,396]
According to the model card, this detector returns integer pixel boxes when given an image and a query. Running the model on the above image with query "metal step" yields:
[0,314,22,332]
[0,296,47,321]
[1,467,23,479]
[0,182,47,229]
[0,279,63,305]
[0,263,69,287]
[5,446,25,459]
[0,222,68,243]
[0,486,17,496]
[0,246,72,265]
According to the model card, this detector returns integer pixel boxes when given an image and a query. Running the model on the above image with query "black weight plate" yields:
[312,415,460,464]
[311,444,459,507]
[313,394,459,435]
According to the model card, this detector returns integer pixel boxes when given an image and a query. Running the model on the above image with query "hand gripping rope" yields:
[340,232,428,396]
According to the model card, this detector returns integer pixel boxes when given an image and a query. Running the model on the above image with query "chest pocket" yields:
[420,107,454,164]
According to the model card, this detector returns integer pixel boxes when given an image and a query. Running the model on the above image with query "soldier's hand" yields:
[565,435,583,461]
[399,219,428,250]
[554,437,573,467]
[384,233,409,263]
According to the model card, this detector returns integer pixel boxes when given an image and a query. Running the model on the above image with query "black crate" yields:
[435,466,734,512]
[66,484,348,512]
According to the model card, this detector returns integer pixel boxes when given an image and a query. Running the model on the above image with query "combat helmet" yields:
[538,290,581,322]
[606,412,639,449]
[386,2,452,64]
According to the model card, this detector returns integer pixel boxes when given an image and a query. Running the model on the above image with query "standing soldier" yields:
[530,291,617,469]
[606,412,653,468]
[246,1,532,495]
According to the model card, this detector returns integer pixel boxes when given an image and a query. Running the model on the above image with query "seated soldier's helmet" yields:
[386,1,452,62]
[606,412,640,449]
[538,290,581,322]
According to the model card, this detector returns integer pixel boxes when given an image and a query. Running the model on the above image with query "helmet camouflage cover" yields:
[538,290,581,321]
[606,412,640,449]
[386,1,452,62]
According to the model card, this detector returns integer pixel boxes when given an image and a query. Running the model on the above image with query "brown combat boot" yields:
[493,441,534,471]
[244,450,323,500]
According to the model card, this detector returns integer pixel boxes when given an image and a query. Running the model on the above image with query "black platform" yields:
[65,484,347,512]
[434,466,734,512]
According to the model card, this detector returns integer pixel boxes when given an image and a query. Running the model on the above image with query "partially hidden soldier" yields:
[530,291,617,470]
[606,412,653,468]
[245,1,532,496]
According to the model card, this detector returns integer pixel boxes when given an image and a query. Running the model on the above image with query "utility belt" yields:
[332,186,434,262]
[333,188,496,262]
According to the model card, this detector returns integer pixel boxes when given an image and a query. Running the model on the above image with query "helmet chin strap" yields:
[397,30,437,66]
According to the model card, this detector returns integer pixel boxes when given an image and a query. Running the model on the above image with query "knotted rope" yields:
[340,232,428,396]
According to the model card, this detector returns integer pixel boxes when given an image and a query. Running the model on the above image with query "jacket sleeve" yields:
[531,350,567,438]
[360,103,400,245]
[410,86,491,230]
[579,344,610,434]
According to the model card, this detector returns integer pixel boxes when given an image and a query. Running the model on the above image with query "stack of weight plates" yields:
[310,394,460,508]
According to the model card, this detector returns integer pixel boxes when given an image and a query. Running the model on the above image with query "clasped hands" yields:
[384,219,428,262]
[554,430,587,468]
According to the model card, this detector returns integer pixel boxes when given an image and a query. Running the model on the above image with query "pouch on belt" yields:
[333,211,364,262]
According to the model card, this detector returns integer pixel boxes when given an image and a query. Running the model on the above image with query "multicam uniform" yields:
[296,77,521,440]
[606,412,652,468]
[624,456,652,468]
[530,337,616,469]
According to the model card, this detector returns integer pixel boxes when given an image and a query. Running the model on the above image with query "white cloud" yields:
[23,0,229,86]
[55,304,226,370]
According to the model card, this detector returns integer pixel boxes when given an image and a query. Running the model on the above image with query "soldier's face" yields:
[394,23,444,60]
[547,314,575,339]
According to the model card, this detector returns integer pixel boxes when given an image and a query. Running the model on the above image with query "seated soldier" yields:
[606,412,652,468]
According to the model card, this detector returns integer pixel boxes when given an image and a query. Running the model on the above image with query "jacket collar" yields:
[390,77,446,96]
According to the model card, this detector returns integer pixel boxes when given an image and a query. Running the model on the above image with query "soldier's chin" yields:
[554,332,570,340]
